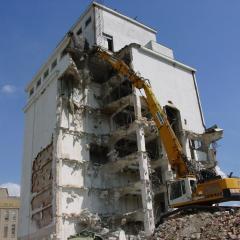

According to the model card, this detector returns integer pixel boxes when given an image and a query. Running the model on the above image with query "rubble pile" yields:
[150,209,240,240]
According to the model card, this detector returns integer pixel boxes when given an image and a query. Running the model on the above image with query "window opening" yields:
[103,33,114,51]
[85,16,91,27]
[36,78,41,88]
[76,27,82,35]
[11,224,16,237]
[190,179,197,193]
[181,180,186,194]
[170,181,182,200]
[29,88,34,97]
[51,59,57,70]
[4,211,9,221]
[165,105,183,144]
[12,211,16,221]
[43,69,49,79]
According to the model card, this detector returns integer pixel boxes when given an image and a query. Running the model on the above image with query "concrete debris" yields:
[78,209,101,229]
[149,209,240,240]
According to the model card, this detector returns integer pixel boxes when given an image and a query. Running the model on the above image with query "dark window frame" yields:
[103,33,114,51]
[11,224,16,236]
[12,211,16,221]
[29,87,34,97]
[51,59,57,70]
[43,69,49,79]
[4,210,9,221]
[76,27,82,35]
[36,78,41,88]
[85,16,92,28]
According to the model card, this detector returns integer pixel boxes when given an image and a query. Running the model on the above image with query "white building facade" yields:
[19,2,217,239]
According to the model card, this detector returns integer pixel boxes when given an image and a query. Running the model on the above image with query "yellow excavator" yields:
[94,47,240,208]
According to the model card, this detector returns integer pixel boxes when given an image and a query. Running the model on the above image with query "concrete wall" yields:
[130,46,205,134]
[19,78,58,239]
[72,7,95,47]
[130,46,205,164]
[26,3,157,97]
[95,6,156,51]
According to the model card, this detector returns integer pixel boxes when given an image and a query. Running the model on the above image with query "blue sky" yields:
[0,0,239,187]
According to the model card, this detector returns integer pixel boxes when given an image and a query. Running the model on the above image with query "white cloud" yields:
[0,183,20,196]
[215,166,227,177]
[1,84,16,94]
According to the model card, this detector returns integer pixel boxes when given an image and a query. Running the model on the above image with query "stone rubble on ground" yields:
[149,209,240,240]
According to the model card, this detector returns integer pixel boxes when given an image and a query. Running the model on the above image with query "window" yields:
[103,33,114,51]
[51,59,57,70]
[170,181,182,200]
[43,69,49,79]
[85,16,91,27]
[29,87,34,97]
[76,27,82,35]
[11,224,16,237]
[169,180,186,200]
[190,180,197,193]
[165,105,182,143]
[4,226,8,238]
[4,211,9,221]
[36,78,41,88]
[181,180,186,194]
[190,139,202,150]
[12,211,16,221]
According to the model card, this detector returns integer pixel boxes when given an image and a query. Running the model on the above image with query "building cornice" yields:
[0,197,20,209]
[92,2,157,34]
[135,45,196,72]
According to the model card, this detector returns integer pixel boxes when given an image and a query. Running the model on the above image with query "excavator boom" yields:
[94,47,240,208]
[97,48,189,178]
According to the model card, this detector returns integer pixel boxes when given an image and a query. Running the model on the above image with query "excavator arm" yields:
[97,48,189,178]
[95,47,240,208]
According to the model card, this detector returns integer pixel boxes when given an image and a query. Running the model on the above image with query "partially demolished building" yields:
[19,2,221,240]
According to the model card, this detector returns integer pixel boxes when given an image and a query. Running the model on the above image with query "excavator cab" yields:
[168,177,197,206]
